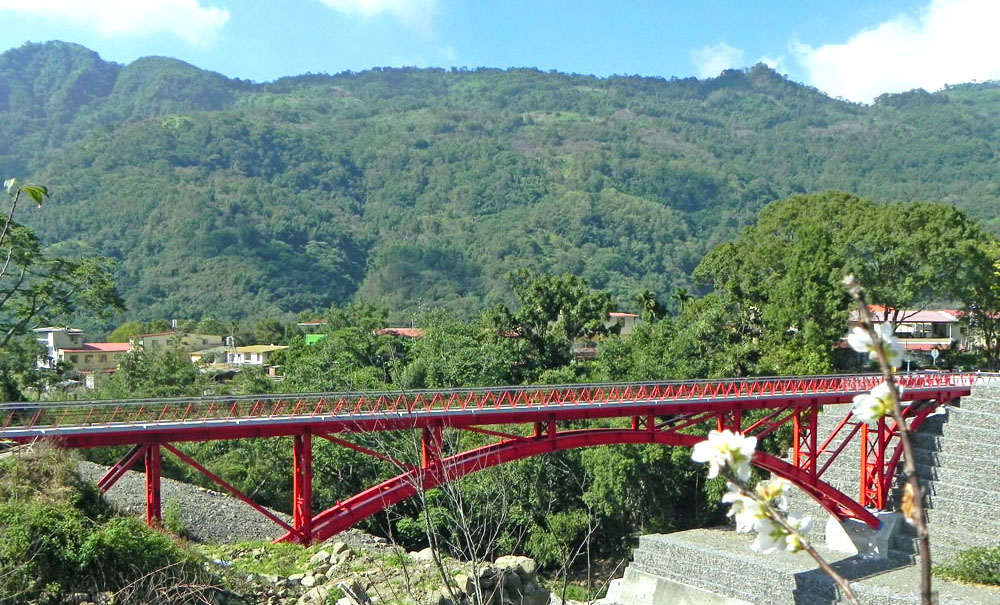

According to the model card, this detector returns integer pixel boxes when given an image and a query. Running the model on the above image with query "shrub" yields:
[935,547,1000,586]
[162,498,188,537]
[0,501,88,601]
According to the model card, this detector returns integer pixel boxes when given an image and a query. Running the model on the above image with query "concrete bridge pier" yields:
[824,511,903,559]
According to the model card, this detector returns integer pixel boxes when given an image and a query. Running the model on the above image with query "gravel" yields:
[77,461,291,544]
[76,462,389,549]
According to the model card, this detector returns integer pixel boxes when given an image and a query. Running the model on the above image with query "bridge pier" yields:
[293,431,313,544]
[824,511,902,559]
[145,443,161,526]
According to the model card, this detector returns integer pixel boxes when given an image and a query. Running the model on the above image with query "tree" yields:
[98,348,205,398]
[960,239,1000,369]
[669,287,692,314]
[107,321,145,342]
[277,302,403,391]
[695,192,990,369]
[1,179,123,399]
[635,289,666,321]
[501,269,615,372]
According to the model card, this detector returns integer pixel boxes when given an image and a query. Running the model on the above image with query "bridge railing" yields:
[0,372,986,434]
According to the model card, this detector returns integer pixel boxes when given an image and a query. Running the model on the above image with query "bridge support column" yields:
[860,418,888,509]
[422,426,443,469]
[717,409,742,433]
[793,405,818,481]
[145,443,161,526]
[293,431,313,544]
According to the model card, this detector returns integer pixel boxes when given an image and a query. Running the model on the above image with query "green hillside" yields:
[3,41,999,327]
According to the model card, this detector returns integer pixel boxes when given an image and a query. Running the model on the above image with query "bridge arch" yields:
[279,427,877,543]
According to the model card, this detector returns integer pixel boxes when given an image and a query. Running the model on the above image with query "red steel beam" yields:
[2,374,981,441]
[280,425,879,544]
[97,443,147,491]
[161,442,295,535]
[293,431,313,544]
[145,443,161,526]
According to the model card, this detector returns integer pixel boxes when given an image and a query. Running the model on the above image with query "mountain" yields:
[2,41,999,328]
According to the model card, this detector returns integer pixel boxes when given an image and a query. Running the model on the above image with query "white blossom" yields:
[691,429,757,481]
[852,381,899,422]
[783,513,813,553]
[750,517,785,554]
[722,487,762,533]
[846,322,904,367]
[754,477,790,513]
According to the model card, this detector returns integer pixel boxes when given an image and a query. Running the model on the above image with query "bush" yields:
[162,498,189,537]
[935,547,1000,585]
[0,501,89,601]
[0,445,214,603]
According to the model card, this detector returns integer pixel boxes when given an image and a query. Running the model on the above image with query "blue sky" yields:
[0,0,998,103]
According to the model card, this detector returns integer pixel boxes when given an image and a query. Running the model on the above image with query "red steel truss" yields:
[0,372,982,544]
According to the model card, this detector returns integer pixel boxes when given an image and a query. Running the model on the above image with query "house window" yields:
[84,355,93,364]
[99,355,107,363]
[70,355,78,363]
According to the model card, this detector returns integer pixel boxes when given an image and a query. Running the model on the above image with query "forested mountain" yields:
[3,40,1000,328]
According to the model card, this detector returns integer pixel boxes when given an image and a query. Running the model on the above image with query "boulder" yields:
[330,540,351,555]
[308,550,332,566]
[413,546,436,562]
[452,573,474,595]
[296,585,332,605]
[494,555,537,579]
[337,579,372,605]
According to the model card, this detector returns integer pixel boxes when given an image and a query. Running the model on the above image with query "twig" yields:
[843,275,936,604]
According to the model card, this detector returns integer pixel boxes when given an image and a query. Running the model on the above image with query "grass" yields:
[935,547,1000,586]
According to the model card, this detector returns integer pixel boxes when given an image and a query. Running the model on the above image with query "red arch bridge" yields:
[0,373,985,544]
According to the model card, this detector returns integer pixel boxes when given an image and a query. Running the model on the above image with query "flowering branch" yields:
[842,274,935,605]
[691,429,862,605]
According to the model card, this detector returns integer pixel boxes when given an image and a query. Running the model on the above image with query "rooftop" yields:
[60,343,132,353]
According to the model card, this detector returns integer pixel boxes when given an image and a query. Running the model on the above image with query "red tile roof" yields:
[376,327,425,338]
[609,312,638,319]
[61,342,131,353]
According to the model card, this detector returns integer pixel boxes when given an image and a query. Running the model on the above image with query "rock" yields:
[330,540,350,555]
[337,579,371,605]
[300,574,318,588]
[308,550,331,566]
[500,569,523,593]
[494,555,537,579]
[314,563,331,575]
[414,546,436,562]
[287,573,305,584]
[452,573,474,595]
[296,585,331,605]
[325,565,339,580]
[477,567,498,589]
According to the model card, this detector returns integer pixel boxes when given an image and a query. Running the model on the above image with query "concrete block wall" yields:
[613,383,1000,605]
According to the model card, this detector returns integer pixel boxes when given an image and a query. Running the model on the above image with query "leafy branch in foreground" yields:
[1,178,124,400]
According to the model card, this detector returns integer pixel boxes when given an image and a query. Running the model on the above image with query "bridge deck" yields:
[0,373,979,447]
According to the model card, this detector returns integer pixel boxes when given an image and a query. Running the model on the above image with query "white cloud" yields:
[318,0,439,37]
[0,0,229,45]
[793,0,1000,103]
[691,41,745,78]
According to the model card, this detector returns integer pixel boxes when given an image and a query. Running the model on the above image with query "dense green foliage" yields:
[935,547,1000,586]
[5,42,1000,329]
[0,445,209,603]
